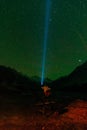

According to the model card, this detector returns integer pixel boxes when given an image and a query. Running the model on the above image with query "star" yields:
[78,59,82,63]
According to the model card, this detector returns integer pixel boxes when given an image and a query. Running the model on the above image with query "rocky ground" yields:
[0,99,87,130]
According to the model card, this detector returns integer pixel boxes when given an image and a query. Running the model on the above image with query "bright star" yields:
[78,59,82,63]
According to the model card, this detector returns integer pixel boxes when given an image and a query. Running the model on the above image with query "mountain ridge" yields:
[50,61,87,91]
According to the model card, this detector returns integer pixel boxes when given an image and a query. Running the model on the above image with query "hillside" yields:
[0,65,42,104]
[50,61,87,91]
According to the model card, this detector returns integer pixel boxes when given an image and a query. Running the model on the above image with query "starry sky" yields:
[0,0,87,80]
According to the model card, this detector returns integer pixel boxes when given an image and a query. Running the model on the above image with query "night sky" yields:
[0,0,87,80]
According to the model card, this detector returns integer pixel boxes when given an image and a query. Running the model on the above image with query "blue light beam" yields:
[41,0,51,85]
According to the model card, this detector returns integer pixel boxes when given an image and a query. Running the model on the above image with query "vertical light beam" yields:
[41,0,51,85]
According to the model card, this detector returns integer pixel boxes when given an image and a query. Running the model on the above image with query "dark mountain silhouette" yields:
[0,65,39,87]
[0,61,87,102]
[31,76,41,84]
[0,65,42,103]
[68,61,87,84]
[31,76,52,85]
[44,77,53,84]
[50,61,87,92]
